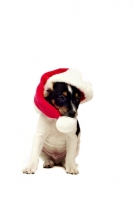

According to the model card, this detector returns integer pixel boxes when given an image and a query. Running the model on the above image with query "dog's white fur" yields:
[23,112,80,174]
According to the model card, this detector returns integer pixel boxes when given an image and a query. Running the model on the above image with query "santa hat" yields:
[34,68,93,119]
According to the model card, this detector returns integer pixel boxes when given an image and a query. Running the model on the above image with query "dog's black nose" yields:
[68,111,76,118]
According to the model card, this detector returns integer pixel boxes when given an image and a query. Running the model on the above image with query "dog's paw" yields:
[43,160,54,168]
[22,163,37,174]
[65,163,79,175]
[63,161,79,175]
[66,167,79,175]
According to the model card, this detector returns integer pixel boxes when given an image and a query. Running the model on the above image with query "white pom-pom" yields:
[56,116,77,133]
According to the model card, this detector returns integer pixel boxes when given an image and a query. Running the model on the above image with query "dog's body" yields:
[23,82,81,174]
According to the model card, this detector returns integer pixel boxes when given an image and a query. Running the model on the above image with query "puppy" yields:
[23,82,81,175]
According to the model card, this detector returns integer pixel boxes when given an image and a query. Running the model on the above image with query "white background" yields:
[0,0,132,199]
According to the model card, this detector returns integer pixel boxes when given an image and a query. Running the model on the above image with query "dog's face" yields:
[45,82,81,118]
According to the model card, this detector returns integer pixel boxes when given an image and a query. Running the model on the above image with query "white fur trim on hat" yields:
[44,69,93,103]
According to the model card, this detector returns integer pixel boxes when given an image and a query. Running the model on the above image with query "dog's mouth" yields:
[58,109,77,118]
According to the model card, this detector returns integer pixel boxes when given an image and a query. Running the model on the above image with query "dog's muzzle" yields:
[65,110,76,118]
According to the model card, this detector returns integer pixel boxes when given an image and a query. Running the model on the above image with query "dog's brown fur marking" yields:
[51,99,55,105]
[63,91,67,96]
[59,106,68,115]
[53,104,68,115]
[75,93,79,97]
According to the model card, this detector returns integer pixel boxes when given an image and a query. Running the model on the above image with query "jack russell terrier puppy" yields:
[22,68,93,175]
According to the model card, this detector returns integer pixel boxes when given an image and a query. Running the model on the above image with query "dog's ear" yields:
[44,88,53,103]
[47,88,52,94]
[44,88,52,98]
[44,82,54,97]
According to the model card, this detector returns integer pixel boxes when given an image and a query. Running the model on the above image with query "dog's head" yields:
[45,82,81,118]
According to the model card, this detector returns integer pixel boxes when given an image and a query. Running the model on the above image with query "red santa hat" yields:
[34,68,93,119]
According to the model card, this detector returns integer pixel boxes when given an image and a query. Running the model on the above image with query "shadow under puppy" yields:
[22,68,93,175]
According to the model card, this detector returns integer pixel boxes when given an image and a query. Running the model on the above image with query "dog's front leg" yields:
[23,114,48,174]
[23,135,44,174]
[65,135,79,175]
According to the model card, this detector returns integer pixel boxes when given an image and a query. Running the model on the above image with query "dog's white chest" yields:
[42,122,67,151]
[37,114,79,160]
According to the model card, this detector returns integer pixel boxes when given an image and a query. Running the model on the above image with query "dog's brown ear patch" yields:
[63,91,67,96]
[47,88,52,93]
[44,82,54,97]
[44,88,52,97]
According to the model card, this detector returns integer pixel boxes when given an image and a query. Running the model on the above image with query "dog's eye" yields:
[58,95,66,102]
